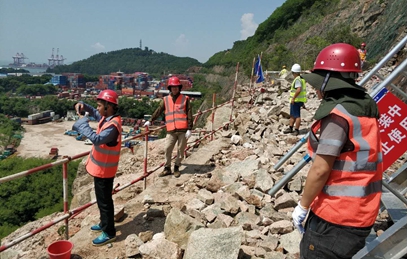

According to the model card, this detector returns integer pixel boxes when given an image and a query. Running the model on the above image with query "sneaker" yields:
[92,231,116,246]
[293,129,300,136]
[283,127,293,134]
[158,167,172,177]
[173,165,181,178]
[90,224,102,232]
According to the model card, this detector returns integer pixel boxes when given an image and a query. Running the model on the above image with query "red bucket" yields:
[47,240,74,259]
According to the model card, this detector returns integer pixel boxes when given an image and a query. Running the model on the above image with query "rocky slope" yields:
[2,62,406,258]
[2,0,407,257]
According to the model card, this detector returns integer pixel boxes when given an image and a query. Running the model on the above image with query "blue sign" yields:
[373,87,388,103]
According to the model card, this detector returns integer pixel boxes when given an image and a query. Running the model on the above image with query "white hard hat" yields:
[291,64,301,73]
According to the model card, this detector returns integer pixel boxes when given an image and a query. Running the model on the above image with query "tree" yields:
[0,157,80,239]
[0,115,23,149]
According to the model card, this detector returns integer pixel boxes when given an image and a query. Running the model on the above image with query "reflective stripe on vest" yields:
[164,94,188,131]
[358,49,367,60]
[289,76,307,103]
[308,104,383,227]
[86,116,122,178]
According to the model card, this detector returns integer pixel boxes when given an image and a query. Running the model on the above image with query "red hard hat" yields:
[361,42,366,46]
[167,76,182,89]
[97,89,118,105]
[312,43,362,73]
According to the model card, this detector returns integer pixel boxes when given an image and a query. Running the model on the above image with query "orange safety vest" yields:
[86,116,122,178]
[164,94,189,131]
[358,49,367,61]
[308,104,383,227]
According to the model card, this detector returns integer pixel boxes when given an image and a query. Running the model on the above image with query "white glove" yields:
[144,121,151,127]
[292,202,309,234]
[185,130,191,139]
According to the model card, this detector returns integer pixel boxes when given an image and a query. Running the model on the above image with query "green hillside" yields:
[205,0,407,74]
[205,0,351,71]
[48,47,202,76]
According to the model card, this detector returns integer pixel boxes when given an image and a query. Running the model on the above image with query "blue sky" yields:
[0,0,285,64]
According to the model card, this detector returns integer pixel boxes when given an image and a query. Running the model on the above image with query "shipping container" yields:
[121,88,134,96]
[50,75,68,86]
[58,92,70,98]
[27,119,38,125]
[38,117,52,124]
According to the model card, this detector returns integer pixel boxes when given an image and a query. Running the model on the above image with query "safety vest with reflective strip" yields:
[279,68,287,76]
[358,49,367,61]
[308,104,383,227]
[86,116,122,178]
[164,94,189,131]
[289,76,307,103]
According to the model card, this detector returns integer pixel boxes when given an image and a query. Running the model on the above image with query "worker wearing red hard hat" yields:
[73,89,122,246]
[144,76,193,178]
[358,42,367,69]
[293,43,382,258]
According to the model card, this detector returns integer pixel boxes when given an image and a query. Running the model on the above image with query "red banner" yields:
[377,91,407,171]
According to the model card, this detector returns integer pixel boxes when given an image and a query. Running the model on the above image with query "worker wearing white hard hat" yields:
[283,63,307,136]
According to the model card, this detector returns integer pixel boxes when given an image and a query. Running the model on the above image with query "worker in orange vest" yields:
[73,89,122,246]
[294,43,382,258]
[144,76,193,177]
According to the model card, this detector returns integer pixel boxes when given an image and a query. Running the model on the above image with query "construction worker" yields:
[279,65,287,77]
[283,63,307,136]
[293,43,382,258]
[144,76,193,178]
[72,89,122,246]
[358,42,367,69]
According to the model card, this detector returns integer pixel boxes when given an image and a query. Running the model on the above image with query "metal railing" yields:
[0,63,247,253]
[269,34,407,197]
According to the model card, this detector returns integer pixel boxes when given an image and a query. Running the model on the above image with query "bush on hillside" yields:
[0,157,80,239]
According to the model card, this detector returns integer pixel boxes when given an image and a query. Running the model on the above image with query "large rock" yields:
[164,208,204,250]
[183,227,243,259]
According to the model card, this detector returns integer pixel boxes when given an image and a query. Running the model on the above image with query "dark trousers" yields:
[94,176,116,237]
[300,211,371,259]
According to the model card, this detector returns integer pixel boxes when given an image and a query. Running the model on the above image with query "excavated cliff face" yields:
[209,0,407,106]
[272,0,407,66]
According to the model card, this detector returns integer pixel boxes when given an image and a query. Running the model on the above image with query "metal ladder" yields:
[268,35,407,259]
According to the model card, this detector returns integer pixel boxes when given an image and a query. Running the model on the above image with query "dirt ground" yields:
[17,120,98,158]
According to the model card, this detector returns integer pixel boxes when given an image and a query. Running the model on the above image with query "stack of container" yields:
[63,73,85,88]
[27,113,42,125]
[26,110,54,125]
[96,75,110,90]
[51,75,68,86]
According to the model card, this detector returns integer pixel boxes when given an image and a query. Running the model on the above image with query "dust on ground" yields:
[16,120,97,158]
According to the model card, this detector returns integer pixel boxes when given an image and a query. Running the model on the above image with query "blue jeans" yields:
[300,211,371,259]
[290,102,304,118]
